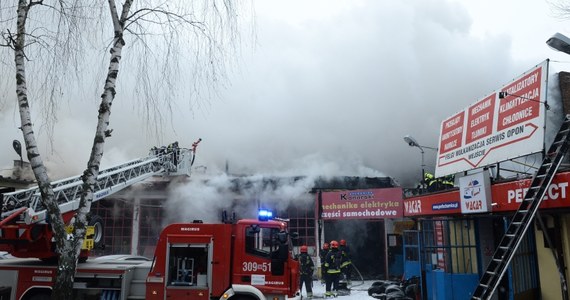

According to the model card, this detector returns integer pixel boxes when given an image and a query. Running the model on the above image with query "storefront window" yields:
[421,219,477,274]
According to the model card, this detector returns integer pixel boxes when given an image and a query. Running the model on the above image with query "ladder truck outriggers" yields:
[0,141,198,261]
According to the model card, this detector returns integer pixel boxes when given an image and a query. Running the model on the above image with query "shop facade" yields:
[315,186,407,279]
[90,175,403,281]
[403,170,570,299]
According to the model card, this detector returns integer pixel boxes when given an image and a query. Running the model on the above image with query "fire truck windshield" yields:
[245,226,280,258]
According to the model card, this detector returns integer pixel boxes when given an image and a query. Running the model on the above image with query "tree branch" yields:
[28,1,44,9]
[126,8,207,33]
[1,29,16,50]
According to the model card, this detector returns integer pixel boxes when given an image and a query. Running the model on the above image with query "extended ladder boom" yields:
[471,115,570,299]
[1,146,193,225]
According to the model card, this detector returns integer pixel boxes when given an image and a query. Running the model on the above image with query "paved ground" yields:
[303,280,376,299]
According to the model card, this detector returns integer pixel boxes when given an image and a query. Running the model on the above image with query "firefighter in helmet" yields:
[339,239,352,284]
[425,171,455,192]
[167,141,180,166]
[424,172,437,192]
[320,242,330,284]
[298,245,314,298]
[324,240,342,297]
[441,174,455,189]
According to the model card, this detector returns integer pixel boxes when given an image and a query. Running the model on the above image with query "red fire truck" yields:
[0,142,301,299]
[0,215,301,300]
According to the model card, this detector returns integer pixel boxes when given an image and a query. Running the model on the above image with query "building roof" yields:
[216,175,397,193]
[312,176,396,191]
[0,175,35,189]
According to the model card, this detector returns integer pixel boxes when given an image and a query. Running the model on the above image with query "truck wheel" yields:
[88,214,104,248]
[28,292,51,300]
[231,295,257,300]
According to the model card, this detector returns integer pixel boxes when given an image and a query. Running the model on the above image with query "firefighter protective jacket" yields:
[324,249,342,274]
[299,253,314,276]
[340,245,352,269]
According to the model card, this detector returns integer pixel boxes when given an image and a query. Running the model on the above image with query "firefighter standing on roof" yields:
[324,240,342,297]
[424,172,436,192]
[339,239,352,284]
[424,172,454,192]
[299,245,314,298]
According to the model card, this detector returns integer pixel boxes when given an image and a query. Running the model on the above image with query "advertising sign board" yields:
[459,171,492,214]
[403,171,570,217]
[320,188,403,220]
[435,61,548,177]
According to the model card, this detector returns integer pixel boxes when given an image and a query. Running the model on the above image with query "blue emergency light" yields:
[258,209,273,221]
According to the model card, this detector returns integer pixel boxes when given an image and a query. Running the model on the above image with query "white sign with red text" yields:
[435,61,547,178]
[459,171,493,214]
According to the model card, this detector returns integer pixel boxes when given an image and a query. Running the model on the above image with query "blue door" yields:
[403,230,422,279]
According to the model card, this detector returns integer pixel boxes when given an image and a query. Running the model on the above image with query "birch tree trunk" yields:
[13,1,70,297]
[11,1,135,297]
[51,1,134,298]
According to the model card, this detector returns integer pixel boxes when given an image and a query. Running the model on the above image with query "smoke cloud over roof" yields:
[1,0,568,187]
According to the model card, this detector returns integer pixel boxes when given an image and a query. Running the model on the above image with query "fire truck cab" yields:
[146,217,301,300]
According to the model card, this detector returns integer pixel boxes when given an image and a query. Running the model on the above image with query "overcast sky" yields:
[2,0,570,187]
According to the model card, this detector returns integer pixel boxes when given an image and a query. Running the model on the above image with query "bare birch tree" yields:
[1,0,244,298]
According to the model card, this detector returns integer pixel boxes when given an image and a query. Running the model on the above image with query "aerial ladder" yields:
[471,116,570,299]
[0,140,200,259]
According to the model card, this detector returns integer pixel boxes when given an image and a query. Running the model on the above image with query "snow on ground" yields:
[302,280,376,299]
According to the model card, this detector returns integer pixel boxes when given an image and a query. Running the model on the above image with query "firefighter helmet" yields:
[330,240,339,248]
[323,242,330,250]
[340,239,346,246]
[300,245,308,253]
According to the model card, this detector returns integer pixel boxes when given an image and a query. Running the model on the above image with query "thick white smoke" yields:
[1,0,567,189]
